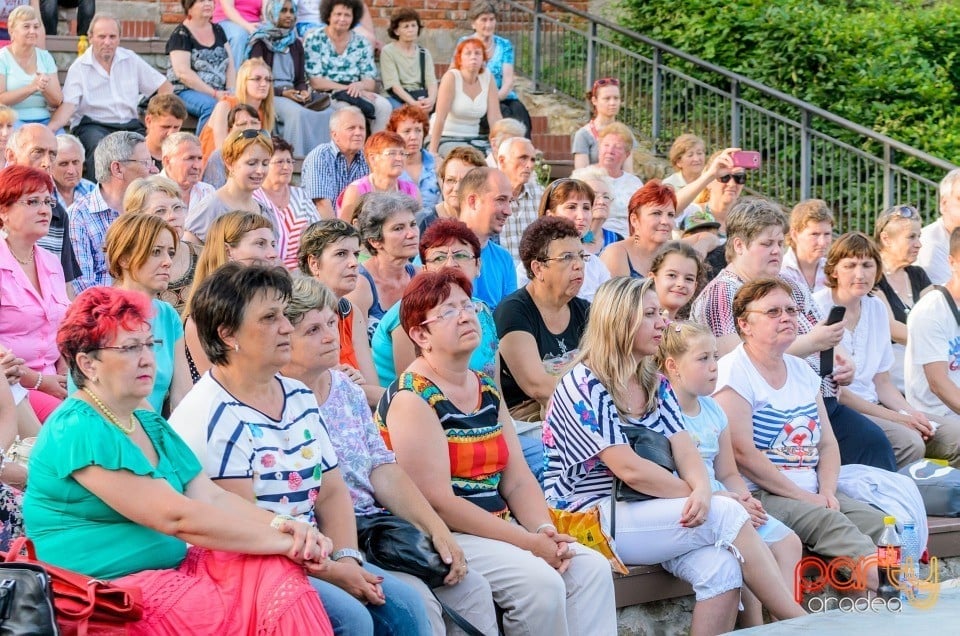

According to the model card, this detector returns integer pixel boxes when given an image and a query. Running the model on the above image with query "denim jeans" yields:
[217,20,251,63]
[175,88,217,136]
[40,0,95,36]
[518,435,544,487]
[309,562,431,636]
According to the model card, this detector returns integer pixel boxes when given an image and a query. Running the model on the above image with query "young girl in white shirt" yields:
[658,320,803,627]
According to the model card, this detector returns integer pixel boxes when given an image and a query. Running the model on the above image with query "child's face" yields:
[672,334,719,396]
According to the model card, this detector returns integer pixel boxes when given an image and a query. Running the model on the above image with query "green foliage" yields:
[616,0,960,165]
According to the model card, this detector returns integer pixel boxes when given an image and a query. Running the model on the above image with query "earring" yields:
[234,344,240,352]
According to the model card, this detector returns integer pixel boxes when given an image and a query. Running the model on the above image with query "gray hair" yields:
[329,105,365,133]
[356,192,419,255]
[725,196,789,263]
[94,131,145,184]
[570,165,612,187]
[497,135,534,161]
[284,277,339,326]
[467,0,497,22]
[6,124,50,160]
[941,168,960,209]
[489,118,526,146]
[56,133,85,162]
[161,131,201,160]
[87,13,121,37]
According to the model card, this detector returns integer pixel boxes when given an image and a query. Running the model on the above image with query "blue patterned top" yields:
[456,34,517,100]
[303,28,377,83]
[403,149,440,212]
[69,186,120,293]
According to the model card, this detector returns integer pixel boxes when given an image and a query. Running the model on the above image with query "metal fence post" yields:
[532,0,542,91]
[800,109,812,200]
[651,48,662,150]
[585,20,597,106]
[882,144,893,210]
[730,79,740,148]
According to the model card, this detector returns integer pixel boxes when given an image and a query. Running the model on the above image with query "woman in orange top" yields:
[199,58,275,164]
[298,218,384,408]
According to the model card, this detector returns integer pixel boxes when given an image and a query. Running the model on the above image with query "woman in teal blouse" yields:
[23,286,335,633]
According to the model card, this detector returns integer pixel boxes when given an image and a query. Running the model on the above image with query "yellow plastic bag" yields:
[549,506,629,575]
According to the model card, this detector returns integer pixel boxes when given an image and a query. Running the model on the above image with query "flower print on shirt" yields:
[950,336,960,372]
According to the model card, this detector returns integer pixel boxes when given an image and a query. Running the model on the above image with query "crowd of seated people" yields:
[4,2,960,634]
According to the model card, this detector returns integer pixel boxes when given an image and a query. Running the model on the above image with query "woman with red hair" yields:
[337,131,421,223]
[375,267,616,635]
[428,37,501,158]
[22,286,335,634]
[601,179,678,278]
[387,105,440,212]
[0,164,68,422]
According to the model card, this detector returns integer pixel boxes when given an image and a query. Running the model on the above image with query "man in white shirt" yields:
[906,226,960,450]
[160,132,215,215]
[916,168,960,284]
[48,14,173,180]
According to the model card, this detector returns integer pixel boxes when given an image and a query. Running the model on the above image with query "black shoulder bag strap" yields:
[932,285,960,327]
[430,590,484,636]
[419,47,426,91]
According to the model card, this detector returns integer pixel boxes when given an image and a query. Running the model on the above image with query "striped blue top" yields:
[543,362,686,511]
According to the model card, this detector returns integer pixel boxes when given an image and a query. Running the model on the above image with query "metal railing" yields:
[497,0,957,231]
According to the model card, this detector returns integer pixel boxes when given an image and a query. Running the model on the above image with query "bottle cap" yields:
[884,515,896,525]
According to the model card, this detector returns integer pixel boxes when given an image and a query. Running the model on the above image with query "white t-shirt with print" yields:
[905,288,960,419]
[169,372,339,523]
[716,345,823,493]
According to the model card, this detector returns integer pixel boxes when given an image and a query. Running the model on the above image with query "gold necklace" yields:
[83,387,136,434]
[5,241,33,265]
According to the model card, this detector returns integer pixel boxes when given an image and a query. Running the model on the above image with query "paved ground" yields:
[731,579,960,634]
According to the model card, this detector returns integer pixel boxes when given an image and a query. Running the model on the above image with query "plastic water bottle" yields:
[901,521,921,598]
[877,515,901,600]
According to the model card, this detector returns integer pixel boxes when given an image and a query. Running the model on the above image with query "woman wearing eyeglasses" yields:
[0,165,68,422]
[123,175,199,315]
[873,205,930,394]
[254,136,320,271]
[691,198,898,472]
[199,58,276,164]
[372,218,497,388]
[495,216,589,422]
[337,131,420,223]
[601,179,677,280]
[184,127,279,247]
[376,267,617,635]
[515,177,610,302]
[99,213,192,414]
[572,77,636,173]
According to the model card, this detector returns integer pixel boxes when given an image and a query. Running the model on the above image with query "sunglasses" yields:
[877,205,919,234]
[718,173,747,185]
[592,77,620,91]
[239,129,266,140]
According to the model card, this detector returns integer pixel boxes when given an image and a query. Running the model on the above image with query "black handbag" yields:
[355,514,483,636]
[0,562,58,635]
[388,48,429,103]
[331,90,376,120]
[609,425,676,539]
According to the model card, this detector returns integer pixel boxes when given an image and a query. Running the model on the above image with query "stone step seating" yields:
[613,516,960,609]
[46,36,573,176]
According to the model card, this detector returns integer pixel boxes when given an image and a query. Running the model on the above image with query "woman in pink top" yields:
[0,165,68,421]
[214,0,262,67]
[337,131,420,223]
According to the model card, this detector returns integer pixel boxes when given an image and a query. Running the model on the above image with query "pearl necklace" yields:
[83,387,136,434]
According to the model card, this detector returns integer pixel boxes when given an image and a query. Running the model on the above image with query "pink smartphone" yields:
[731,150,761,169]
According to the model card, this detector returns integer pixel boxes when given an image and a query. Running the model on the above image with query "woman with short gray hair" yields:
[691,196,898,471]
[346,192,420,341]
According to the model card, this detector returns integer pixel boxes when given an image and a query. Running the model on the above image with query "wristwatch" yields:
[331,548,365,565]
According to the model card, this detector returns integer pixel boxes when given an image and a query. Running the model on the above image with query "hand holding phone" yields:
[819,306,846,377]
[731,150,761,170]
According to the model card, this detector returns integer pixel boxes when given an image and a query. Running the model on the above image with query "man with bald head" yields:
[6,123,79,288]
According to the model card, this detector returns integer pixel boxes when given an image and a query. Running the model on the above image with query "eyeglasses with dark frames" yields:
[718,173,747,185]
